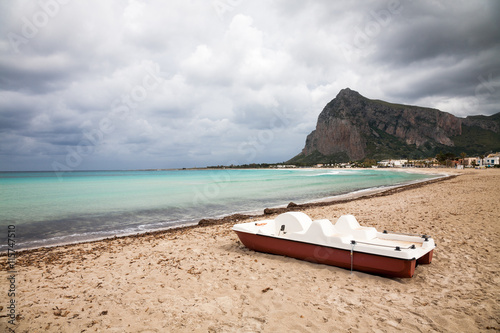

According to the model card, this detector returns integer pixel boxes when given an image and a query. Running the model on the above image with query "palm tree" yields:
[460,152,467,166]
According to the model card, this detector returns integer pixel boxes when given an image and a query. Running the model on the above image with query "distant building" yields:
[273,165,297,168]
[412,158,438,168]
[377,159,407,168]
[394,159,408,167]
[484,153,500,167]
[463,157,480,167]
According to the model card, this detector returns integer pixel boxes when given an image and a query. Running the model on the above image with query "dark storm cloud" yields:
[0,63,73,94]
[365,0,500,106]
[375,2,500,63]
[0,107,36,131]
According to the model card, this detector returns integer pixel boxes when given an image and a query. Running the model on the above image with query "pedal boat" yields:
[232,212,435,278]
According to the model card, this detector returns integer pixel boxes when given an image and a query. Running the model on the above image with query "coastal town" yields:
[271,152,500,169]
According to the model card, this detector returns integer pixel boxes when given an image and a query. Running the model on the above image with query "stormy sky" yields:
[1,0,499,171]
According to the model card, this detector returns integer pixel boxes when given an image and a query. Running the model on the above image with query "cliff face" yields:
[304,119,366,160]
[292,88,499,163]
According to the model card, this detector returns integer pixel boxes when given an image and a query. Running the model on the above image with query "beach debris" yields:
[100,310,108,316]
[261,287,273,293]
[53,306,69,317]
[263,207,280,214]
[198,213,253,226]
[198,218,217,226]
[187,266,201,275]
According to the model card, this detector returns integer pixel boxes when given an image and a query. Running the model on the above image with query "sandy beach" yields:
[1,168,499,332]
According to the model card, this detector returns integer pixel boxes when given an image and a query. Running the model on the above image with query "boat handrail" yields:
[382,230,430,239]
[352,240,417,251]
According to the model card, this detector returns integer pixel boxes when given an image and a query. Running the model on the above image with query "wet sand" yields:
[1,168,499,332]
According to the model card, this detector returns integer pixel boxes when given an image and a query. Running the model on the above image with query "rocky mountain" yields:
[289,88,500,164]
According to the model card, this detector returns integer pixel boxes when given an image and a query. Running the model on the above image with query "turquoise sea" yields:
[0,169,440,251]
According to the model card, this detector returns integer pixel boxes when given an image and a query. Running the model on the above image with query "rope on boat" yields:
[350,240,355,274]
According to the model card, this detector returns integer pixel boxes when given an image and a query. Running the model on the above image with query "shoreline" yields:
[3,169,454,257]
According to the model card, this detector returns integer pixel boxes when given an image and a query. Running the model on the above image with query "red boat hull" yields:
[417,250,433,265]
[235,231,433,278]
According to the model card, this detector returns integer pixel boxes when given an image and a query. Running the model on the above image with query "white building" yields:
[484,153,500,167]
[377,159,408,168]
[463,157,480,167]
